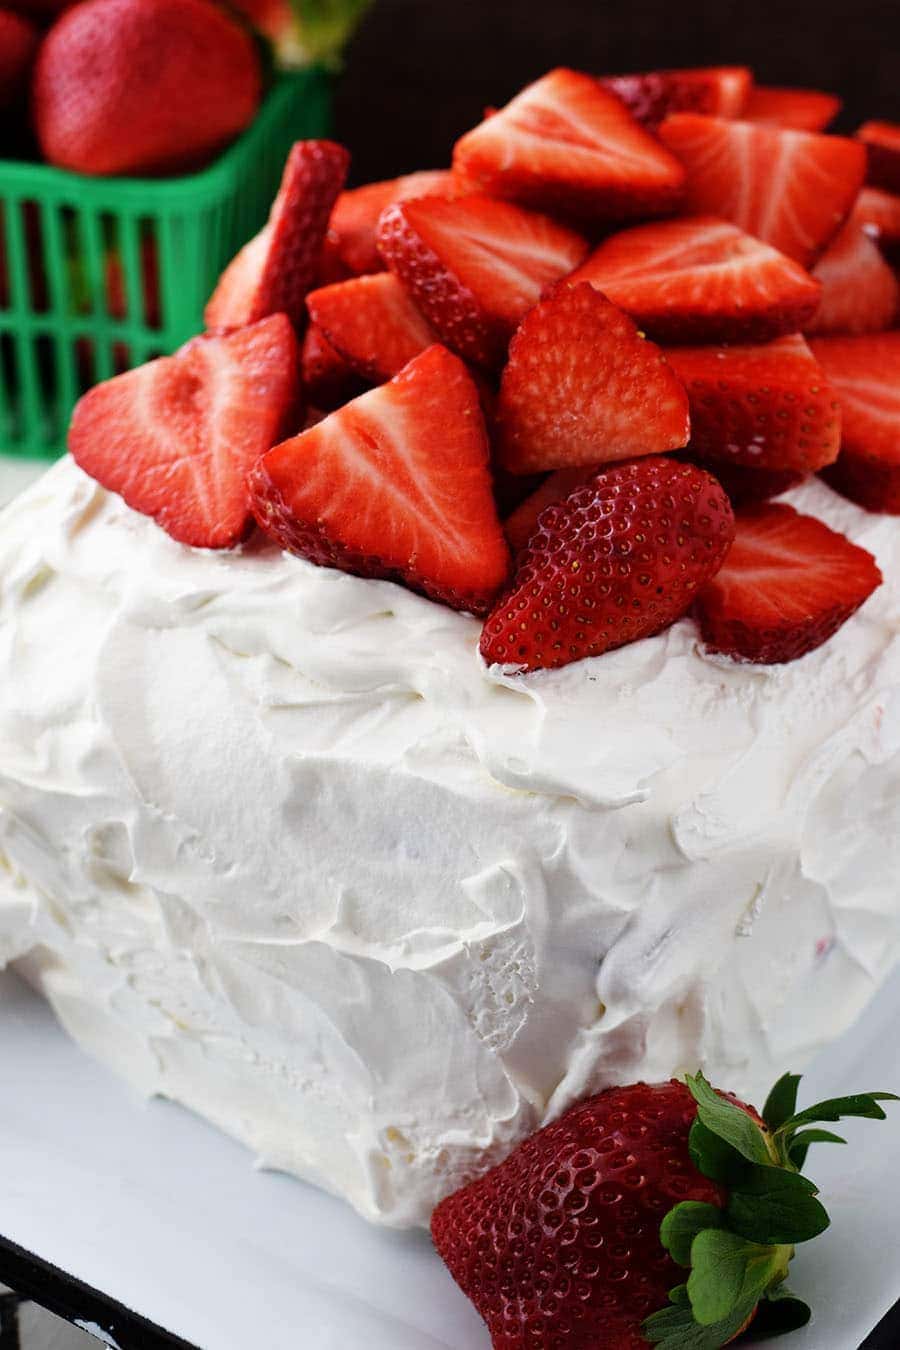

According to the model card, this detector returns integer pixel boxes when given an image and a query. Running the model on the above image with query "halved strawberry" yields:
[248,344,510,613]
[695,501,882,663]
[857,120,900,192]
[497,282,690,474]
[806,211,899,335]
[306,272,436,383]
[69,314,300,549]
[682,457,806,507]
[600,65,751,126]
[376,193,588,368]
[569,215,821,343]
[481,457,734,672]
[810,332,900,512]
[300,322,365,409]
[205,140,349,333]
[665,334,841,473]
[744,86,841,132]
[324,169,460,277]
[658,115,866,267]
[452,68,686,222]
[855,186,900,263]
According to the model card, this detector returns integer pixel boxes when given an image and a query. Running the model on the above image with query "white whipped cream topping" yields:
[1,457,899,1228]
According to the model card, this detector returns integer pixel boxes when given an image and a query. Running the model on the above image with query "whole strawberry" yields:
[33,0,262,177]
[480,457,734,673]
[432,1074,896,1349]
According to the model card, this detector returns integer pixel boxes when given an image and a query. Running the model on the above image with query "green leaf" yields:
[689,1119,752,1187]
[788,1128,846,1171]
[686,1073,773,1167]
[776,1092,899,1137]
[762,1074,802,1131]
[644,1290,758,1348]
[687,1229,784,1326]
[726,1165,830,1245]
[661,1202,724,1266]
[744,1285,812,1340]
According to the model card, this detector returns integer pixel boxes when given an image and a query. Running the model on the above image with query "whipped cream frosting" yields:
[1,457,899,1228]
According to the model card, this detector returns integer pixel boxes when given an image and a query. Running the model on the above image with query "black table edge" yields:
[0,1236,197,1350]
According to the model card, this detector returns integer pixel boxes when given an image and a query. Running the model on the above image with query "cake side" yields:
[1,457,899,1227]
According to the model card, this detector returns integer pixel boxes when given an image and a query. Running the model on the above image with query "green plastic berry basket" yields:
[0,67,331,460]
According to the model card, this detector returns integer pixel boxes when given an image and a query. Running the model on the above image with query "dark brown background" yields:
[334,0,900,184]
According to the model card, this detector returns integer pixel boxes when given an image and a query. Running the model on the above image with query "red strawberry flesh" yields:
[248,344,510,613]
[805,211,899,336]
[811,332,900,513]
[744,86,841,132]
[325,169,460,277]
[481,456,734,672]
[601,65,751,126]
[570,215,822,343]
[205,139,349,333]
[858,120,900,193]
[306,271,436,382]
[665,334,842,473]
[696,501,882,663]
[498,282,690,474]
[658,114,866,267]
[453,67,687,222]
[376,193,588,368]
[69,313,300,549]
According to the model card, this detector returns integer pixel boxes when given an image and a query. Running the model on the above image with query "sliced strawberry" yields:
[695,501,882,663]
[481,457,734,672]
[376,193,588,368]
[324,169,459,277]
[744,86,841,132]
[503,465,596,552]
[858,120,900,192]
[205,140,349,333]
[666,334,841,473]
[600,66,751,126]
[69,314,300,549]
[810,332,900,512]
[854,186,900,263]
[683,457,806,507]
[569,215,821,343]
[497,282,690,474]
[248,344,510,613]
[300,322,365,409]
[452,67,686,222]
[658,115,866,267]
[805,211,899,335]
[306,272,436,383]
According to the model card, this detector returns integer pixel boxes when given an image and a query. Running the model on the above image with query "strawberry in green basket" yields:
[33,0,263,176]
[433,1073,896,1349]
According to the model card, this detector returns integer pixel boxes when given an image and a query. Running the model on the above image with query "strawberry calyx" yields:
[643,1072,898,1347]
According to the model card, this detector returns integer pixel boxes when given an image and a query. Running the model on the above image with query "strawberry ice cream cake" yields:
[2,63,900,1247]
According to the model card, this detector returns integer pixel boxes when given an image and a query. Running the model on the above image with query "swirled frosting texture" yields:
[1,457,899,1227]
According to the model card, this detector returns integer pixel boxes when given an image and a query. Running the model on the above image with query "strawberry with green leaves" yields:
[432,1073,896,1350]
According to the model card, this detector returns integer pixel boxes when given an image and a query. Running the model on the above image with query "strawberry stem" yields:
[643,1072,896,1348]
